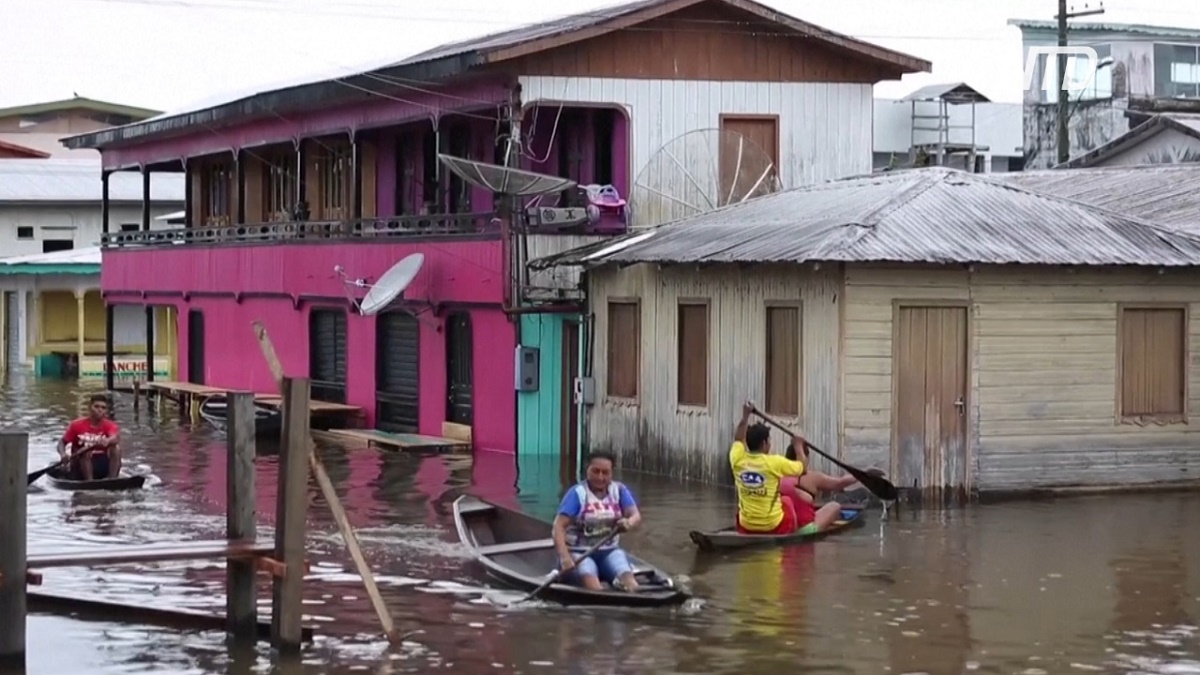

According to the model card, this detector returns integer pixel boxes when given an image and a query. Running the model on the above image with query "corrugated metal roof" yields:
[900,82,991,104]
[64,0,929,151]
[533,167,1200,269]
[0,159,185,202]
[1007,18,1200,39]
[1058,113,1200,169]
[0,133,96,158]
[0,246,101,266]
[996,164,1200,233]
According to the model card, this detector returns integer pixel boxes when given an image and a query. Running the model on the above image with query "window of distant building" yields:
[1154,43,1200,99]
[1035,43,1113,103]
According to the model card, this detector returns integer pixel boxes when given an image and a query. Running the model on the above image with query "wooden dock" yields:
[0,388,316,667]
[136,380,364,427]
[323,422,472,453]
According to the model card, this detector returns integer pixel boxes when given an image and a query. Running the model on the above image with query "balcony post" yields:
[183,158,193,228]
[351,131,363,220]
[235,149,245,225]
[100,169,111,237]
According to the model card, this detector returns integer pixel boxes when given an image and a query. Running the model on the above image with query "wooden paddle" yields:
[27,446,93,485]
[513,528,622,605]
[752,407,898,502]
[252,321,401,644]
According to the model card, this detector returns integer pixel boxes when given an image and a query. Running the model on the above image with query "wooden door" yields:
[187,310,205,385]
[893,306,969,500]
[308,309,348,403]
[718,116,779,206]
[445,312,474,425]
[559,321,580,484]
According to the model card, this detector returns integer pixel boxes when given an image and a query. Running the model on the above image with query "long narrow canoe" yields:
[452,494,690,608]
[47,467,146,492]
[688,505,867,553]
[199,395,283,438]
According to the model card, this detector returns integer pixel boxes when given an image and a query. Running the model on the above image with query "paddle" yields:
[512,528,622,605]
[27,446,93,485]
[752,407,898,502]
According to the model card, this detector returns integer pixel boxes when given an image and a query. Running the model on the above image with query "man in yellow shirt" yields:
[730,400,853,535]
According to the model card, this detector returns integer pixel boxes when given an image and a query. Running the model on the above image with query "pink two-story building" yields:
[64,0,926,458]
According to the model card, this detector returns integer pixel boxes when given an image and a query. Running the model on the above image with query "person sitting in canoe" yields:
[552,450,643,592]
[58,394,121,480]
[731,400,854,536]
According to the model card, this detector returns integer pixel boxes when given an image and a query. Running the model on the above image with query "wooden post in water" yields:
[132,379,141,415]
[0,432,28,670]
[272,377,309,654]
[225,391,257,645]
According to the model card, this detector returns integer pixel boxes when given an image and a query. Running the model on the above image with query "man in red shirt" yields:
[58,394,121,480]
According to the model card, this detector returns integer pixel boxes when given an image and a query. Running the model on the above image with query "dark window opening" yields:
[120,223,140,232]
[308,308,348,404]
[447,125,471,213]
[422,128,440,214]
[42,240,73,253]
[16,226,33,239]
[445,312,474,425]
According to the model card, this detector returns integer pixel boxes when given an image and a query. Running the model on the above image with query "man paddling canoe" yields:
[731,400,856,536]
[58,394,121,480]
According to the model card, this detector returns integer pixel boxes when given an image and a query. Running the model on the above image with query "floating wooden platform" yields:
[254,395,363,417]
[137,382,363,423]
[324,428,470,453]
[143,381,227,397]
[27,589,315,642]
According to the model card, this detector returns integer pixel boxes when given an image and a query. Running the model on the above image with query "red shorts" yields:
[737,495,800,535]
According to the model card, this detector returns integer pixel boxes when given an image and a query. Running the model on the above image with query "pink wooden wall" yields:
[104,238,517,453]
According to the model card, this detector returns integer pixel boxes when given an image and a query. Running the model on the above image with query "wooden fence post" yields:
[271,377,309,654]
[0,432,28,670]
[225,391,257,645]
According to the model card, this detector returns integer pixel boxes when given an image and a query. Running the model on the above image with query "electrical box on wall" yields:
[575,377,595,405]
[515,346,540,392]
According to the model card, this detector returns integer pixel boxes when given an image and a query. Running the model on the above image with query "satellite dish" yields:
[338,253,425,316]
[437,154,576,196]
[629,128,781,229]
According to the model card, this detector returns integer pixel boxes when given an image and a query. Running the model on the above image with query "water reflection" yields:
[4,377,1200,674]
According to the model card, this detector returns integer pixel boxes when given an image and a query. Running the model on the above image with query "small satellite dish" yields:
[354,253,425,316]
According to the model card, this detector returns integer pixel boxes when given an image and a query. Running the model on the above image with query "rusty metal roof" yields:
[532,167,1200,269]
[996,164,1200,233]
[63,0,929,151]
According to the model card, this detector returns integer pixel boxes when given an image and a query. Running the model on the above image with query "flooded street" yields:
[5,376,1200,675]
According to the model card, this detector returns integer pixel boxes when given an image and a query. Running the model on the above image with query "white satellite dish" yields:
[337,253,425,316]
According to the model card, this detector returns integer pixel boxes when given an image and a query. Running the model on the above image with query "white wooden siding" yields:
[518,76,874,192]
[843,264,1200,492]
[587,262,842,484]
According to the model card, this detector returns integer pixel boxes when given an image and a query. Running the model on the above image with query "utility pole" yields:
[1056,1,1106,165]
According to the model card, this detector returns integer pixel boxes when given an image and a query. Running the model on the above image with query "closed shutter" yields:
[309,309,347,403]
[375,312,420,432]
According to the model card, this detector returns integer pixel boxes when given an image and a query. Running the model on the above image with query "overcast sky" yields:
[7,0,1200,113]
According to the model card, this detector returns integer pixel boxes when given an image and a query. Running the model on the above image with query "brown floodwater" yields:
[3,375,1199,675]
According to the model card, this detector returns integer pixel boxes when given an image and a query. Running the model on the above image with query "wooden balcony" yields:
[101,213,498,248]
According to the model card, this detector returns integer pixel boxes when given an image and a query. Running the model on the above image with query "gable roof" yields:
[0,96,160,121]
[0,139,50,159]
[63,0,929,151]
[531,167,1200,269]
[1057,113,1200,169]
[996,164,1200,232]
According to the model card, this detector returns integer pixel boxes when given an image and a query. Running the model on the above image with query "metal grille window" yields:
[317,146,350,219]
[263,154,296,222]
[202,163,232,226]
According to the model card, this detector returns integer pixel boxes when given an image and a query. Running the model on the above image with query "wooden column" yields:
[0,432,28,670]
[226,391,257,645]
[351,134,363,220]
[142,167,155,384]
[235,150,245,225]
[75,289,86,377]
[272,377,309,653]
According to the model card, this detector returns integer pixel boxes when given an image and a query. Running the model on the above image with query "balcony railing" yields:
[101,213,498,248]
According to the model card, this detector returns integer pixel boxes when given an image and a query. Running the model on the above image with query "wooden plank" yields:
[143,381,225,396]
[254,397,362,415]
[442,422,473,444]
[0,432,28,670]
[326,428,470,452]
[252,321,399,644]
[477,539,555,556]
[27,589,314,642]
[272,377,309,654]
[226,391,257,645]
[28,540,273,568]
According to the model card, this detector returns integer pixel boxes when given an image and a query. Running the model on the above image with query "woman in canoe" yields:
[552,450,643,592]
[731,400,858,536]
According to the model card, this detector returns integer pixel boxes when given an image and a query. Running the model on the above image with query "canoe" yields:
[452,494,690,608]
[688,505,867,553]
[198,395,283,438]
[47,467,146,492]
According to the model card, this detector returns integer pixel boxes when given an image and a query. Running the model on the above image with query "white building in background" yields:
[873,82,1025,173]
[0,159,183,258]
[1010,18,1200,169]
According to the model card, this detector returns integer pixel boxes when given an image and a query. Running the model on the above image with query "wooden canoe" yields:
[452,494,690,608]
[47,467,147,492]
[688,505,867,553]
[199,395,282,438]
